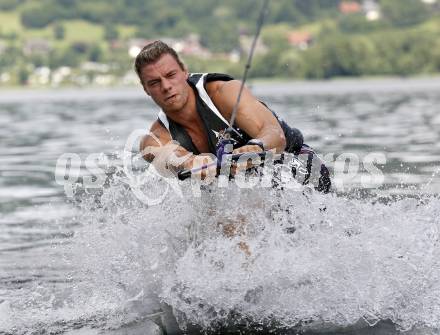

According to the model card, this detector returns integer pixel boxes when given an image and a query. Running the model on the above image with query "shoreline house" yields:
[174,34,211,59]
[287,31,313,50]
[339,1,362,14]
[339,1,382,21]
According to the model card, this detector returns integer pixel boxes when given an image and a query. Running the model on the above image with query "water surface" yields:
[1,78,439,334]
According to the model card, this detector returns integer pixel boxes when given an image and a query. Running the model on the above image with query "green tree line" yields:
[0,0,439,81]
[250,29,440,79]
[15,0,342,52]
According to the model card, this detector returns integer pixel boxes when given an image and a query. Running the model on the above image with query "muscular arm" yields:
[208,80,286,153]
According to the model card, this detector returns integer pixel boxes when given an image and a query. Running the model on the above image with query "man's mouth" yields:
[165,94,177,101]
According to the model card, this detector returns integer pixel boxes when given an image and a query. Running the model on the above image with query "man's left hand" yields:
[230,145,264,174]
[232,145,263,154]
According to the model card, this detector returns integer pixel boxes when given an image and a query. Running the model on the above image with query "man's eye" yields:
[150,81,159,86]
[168,72,176,78]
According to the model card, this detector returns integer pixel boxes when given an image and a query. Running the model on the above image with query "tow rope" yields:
[226,0,270,134]
[177,0,270,180]
[215,0,270,164]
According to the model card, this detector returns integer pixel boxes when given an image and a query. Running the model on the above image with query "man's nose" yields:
[161,78,172,92]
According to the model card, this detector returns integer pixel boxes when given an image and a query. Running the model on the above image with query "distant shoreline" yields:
[249,75,440,96]
[247,73,440,85]
[1,75,440,102]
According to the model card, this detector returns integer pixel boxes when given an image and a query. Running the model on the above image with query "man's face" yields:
[140,54,189,113]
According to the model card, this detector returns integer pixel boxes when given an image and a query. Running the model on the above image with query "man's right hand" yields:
[141,140,191,177]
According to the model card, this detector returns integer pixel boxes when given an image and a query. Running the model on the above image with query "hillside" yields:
[0,0,440,86]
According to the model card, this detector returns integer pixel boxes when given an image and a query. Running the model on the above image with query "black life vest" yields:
[156,73,303,154]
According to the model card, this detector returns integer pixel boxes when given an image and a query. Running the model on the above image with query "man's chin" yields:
[159,95,187,113]
[162,104,181,114]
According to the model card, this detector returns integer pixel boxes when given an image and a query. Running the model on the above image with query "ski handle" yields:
[177,151,277,181]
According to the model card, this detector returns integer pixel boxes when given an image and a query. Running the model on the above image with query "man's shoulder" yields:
[189,72,234,82]
[206,78,242,99]
[188,73,234,93]
[188,72,238,100]
[205,80,225,97]
[151,118,168,132]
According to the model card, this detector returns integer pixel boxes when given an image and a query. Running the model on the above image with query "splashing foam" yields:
[160,189,440,332]
[65,167,440,333]
[4,169,440,334]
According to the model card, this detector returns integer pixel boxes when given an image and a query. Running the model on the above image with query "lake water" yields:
[1,78,440,334]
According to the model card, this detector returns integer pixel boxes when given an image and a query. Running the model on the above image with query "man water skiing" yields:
[136,40,306,180]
